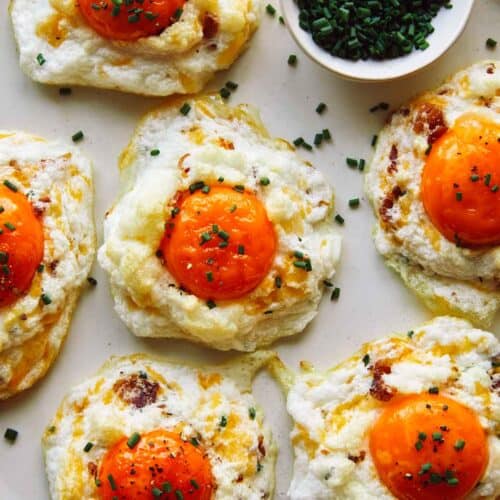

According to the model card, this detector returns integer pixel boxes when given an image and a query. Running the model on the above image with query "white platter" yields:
[0,1,499,498]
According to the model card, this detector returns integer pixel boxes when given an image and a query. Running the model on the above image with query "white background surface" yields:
[0,1,499,498]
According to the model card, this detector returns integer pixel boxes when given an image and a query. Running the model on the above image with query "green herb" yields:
[293,137,304,147]
[260,177,270,186]
[87,277,98,286]
[128,13,139,23]
[190,479,200,490]
[190,181,205,193]
[217,176,224,183]
[492,184,499,193]
[407,330,414,338]
[41,293,52,305]
[152,488,162,498]
[430,473,442,484]
[418,432,427,441]
[371,135,378,147]
[145,11,159,20]
[349,198,360,208]
[201,185,210,194]
[266,4,276,16]
[220,87,231,99]
[3,180,18,192]
[229,204,237,213]
[484,173,492,186]
[233,185,245,192]
[219,415,228,427]
[237,245,245,255]
[162,482,172,492]
[316,102,327,114]
[108,474,117,491]
[0,252,9,264]
[37,53,46,65]
[226,81,238,91]
[275,276,282,289]
[470,174,479,182]
[175,491,184,500]
[190,437,199,446]
[173,7,183,20]
[218,230,229,241]
[206,300,216,309]
[330,287,340,300]
[362,354,370,366]
[150,149,160,156]
[249,407,256,419]
[455,192,462,201]
[200,232,211,245]
[180,102,191,116]
[4,428,18,442]
[288,54,298,66]
[127,432,141,449]
[419,462,432,475]
[432,432,443,441]
[314,133,323,146]
[428,386,439,394]
[322,129,331,141]
[335,214,344,225]
[4,222,15,232]
[447,477,459,486]
[72,130,84,142]
[358,159,366,171]
[415,440,423,451]
[346,157,358,168]
[454,439,465,451]
[37,264,45,273]
[59,87,72,96]
[83,442,94,452]
[486,38,497,49]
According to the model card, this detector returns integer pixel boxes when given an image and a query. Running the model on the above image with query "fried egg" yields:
[0,131,95,399]
[269,316,500,500]
[42,351,277,499]
[9,0,261,96]
[98,95,341,351]
[365,60,500,328]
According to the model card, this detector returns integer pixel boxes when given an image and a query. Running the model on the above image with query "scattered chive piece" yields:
[470,174,479,182]
[260,177,270,186]
[152,488,162,498]
[219,415,228,427]
[180,103,191,116]
[4,428,18,442]
[415,440,423,451]
[127,432,140,449]
[335,214,344,225]
[206,271,213,282]
[484,173,492,186]
[95,478,102,487]
[358,159,366,171]
[349,198,360,208]
[293,137,304,147]
[128,13,139,23]
[316,102,327,114]
[237,245,245,255]
[4,222,15,232]
[206,300,216,309]
[4,180,18,192]
[162,482,172,493]
[229,204,237,213]
[407,330,414,338]
[346,157,358,168]
[41,293,52,305]
[175,491,184,500]
[217,176,224,183]
[172,7,183,20]
[447,478,459,486]
[455,192,462,201]
[330,287,340,301]
[293,250,304,259]
[201,185,210,194]
[218,241,228,248]
[150,149,160,156]
[418,432,427,441]
[454,439,466,451]
[72,130,84,142]
[233,184,245,192]
[87,276,97,286]
[37,53,46,66]
[200,232,211,245]
[428,386,439,394]
[266,4,276,16]
[190,437,199,446]
[279,15,285,24]
[371,135,378,147]
[108,474,117,491]
[218,230,229,241]
[226,81,238,91]
[288,54,298,66]
[486,38,497,49]
[275,276,282,289]
[220,87,231,99]
[190,479,200,490]
[322,128,331,141]
[83,441,94,452]
[323,280,333,287]
[419,463,432,475]
[37,264,45,273]
[314,133,323,146]
[249,407,256,419]
[492,184,499,193]
[362,354,370,366]
[59,87,72,96]
[432,431,443,441]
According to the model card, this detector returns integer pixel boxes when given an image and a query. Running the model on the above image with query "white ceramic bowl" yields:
[280,0,475,81]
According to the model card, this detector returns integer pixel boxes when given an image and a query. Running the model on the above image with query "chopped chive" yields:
[484,173,492,186]
[362,354,370,366]
[415,440,423,451]
[358,159,366,171]
[4,222,15,231]
[108,474,117,491]
[432,432,443,441]
[335,214,344,225]
[470,174,479,182]
[37,53,46,66]
[150,149,160,156]
[346,157,358,168]
[229,204,237,213]
[190,437,199,446]
[288,54,298,66]
[4,428,18,442]
[349,198,360,208]
[428,386,439,394]
[128,13,139,22]
[279,15,285,24]
[201,185,210,194]
[249,407,256,419]
[152,488,162,498]
[322,129,331,141]
[217,176,224,183]
[447,477,459,486]
[407,330,414,338]
[72,130,84,142]
[293,250,304,259]
[172,7,182,20]
[486,38,497,49]
[316,102,327,115]
[275,276,282,289]
[219,415,227,427]
[330,287,340,300]
[127,432,140,449]
[206,300,216,309]
[218,241,228,248]
[83,442,93,452]
[233,185,245,192]
[175,491,184,500]
[41,293,52,305]
[189,180,205,193]
[200,232,211,245]
[162,482,172,492]
[314,133,323,146]
[260,177,270,186]
[237,245,245,255]
[418,432,427,441]
[454,439,465,451]
[4,180,18,192]
[419,462,432,475]
[226,81,238,91]
[293,137,304,147]
[180,103,191,116]
[206,271,213,282]
[371,135,378,147]
[220,87,231,99]
[218,230,229,241]
[492,184,499,193]
[190,479,200,490]
[266,4,276,16]
[455,192,462,201]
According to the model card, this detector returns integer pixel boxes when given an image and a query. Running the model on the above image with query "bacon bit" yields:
[113,374,159,409]
[217,138,234,150]
[370,361,396,402]
[258,435,266,457]
[348,450,366,464]
[236,474,244,483]
[38,196,51,203]
[379,185,405,223]
[49,260,59,272]
[486,63,496,75]
[413,103,448,144]
[87,461,98,478]
[202,13,219,38]
[387,144,398,174]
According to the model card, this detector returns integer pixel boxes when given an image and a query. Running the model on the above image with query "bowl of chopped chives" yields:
[280,0,475,81]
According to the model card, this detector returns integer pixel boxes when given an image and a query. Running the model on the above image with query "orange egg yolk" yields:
[369,394,488,500]
[97,429,214,499]
[421,113,500,248]
[0,184,44,307]
[79,0,186,41]
[160,185,277,301]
